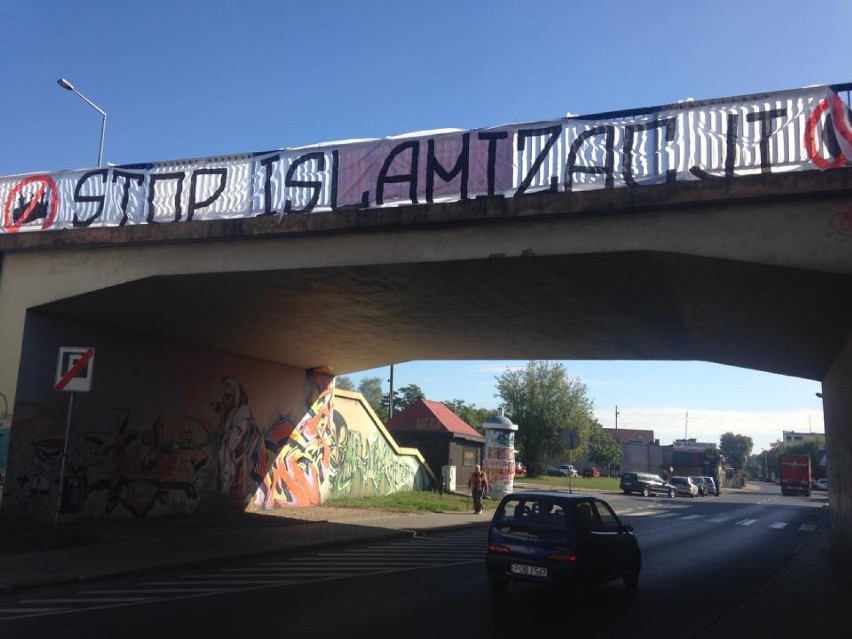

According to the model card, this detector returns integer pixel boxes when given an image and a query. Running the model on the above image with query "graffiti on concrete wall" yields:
[331,428,426,498]
[8,401,216,519]
[5,342,430,521]
[214,376,265,503]
[253,369,338,508]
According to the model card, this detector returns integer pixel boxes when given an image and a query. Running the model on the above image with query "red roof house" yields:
[386,398,484,492]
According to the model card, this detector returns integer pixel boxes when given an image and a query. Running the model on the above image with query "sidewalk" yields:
[0,499,848,637]
[0,505,488,593]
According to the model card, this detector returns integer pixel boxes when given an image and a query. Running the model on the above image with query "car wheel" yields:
[641,486,650,497]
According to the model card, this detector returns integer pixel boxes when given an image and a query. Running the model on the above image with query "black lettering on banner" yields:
[747,107,787,172]
[111,170,145,226]
[426,133,469,203]
[259,154,280,216]
[515,125,562,197]
[477,130,508,197]
[690,113,738,179]
[623,117,677,186]
[376,141,419,206]
[147,172,186,223]
[71,169,109,227]
[188,168,227,221]
[566,126,616,190]
[284,152,325,214]
[330,150,339,210]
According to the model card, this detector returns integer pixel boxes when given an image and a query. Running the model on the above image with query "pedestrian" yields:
[468,464,489,514]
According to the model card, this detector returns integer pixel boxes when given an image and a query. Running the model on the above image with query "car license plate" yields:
[511,563,547,577]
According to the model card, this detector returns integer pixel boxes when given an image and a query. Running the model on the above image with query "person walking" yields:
[468,464,489,514]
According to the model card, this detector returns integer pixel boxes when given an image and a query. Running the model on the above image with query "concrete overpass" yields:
[1,165,851,565]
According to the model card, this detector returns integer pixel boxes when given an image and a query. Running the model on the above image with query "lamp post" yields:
[57,78,107,166]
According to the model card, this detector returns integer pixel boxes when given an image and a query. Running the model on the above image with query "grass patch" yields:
[324,476,621,514]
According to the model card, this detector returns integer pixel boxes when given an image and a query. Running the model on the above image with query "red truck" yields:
[778,454,812,496]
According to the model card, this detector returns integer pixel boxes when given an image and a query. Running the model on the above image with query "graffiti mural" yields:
[2,312,434,523]
[214,376,265,504]
[254,372,338,508]
[6,401,216,519]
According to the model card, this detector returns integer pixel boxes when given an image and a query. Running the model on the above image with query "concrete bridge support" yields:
[823,330,852,568]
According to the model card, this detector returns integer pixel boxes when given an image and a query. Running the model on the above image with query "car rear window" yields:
[493,497,572,539]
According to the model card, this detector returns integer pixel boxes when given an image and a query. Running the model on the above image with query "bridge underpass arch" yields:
[1,169,851,568]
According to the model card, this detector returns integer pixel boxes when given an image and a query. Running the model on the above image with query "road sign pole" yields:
[53,391,75,533]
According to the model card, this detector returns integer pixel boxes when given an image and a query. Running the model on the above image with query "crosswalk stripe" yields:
[769,522,788,529]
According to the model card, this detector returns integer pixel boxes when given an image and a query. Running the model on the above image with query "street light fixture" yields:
[56,77,107,166]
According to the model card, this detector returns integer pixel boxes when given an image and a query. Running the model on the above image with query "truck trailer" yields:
[778,454,812,496]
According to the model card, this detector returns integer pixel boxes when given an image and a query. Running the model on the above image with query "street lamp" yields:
[57,78,107,166]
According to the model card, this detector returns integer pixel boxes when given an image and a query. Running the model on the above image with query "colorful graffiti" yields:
[254,376,338,508]
[5,364,431,522]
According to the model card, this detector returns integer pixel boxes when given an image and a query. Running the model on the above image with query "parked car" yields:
[690,476,710,496]
[620,471,676,498]
[546,464,578,477]
[670,476,699,497]
[815,478,829,491]
[484,490,641,595]
[514,462,527,477]
[581,467,601,478]
[701,476,719,496]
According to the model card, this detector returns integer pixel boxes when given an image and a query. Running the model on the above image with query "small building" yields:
[386,398,485,492]
[782,430,825,447]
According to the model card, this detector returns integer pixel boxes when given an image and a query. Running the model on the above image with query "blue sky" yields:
[3,1,844,451]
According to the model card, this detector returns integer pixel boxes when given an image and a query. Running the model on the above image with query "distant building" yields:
[782,430,825,447]
[573,428,664,477]
[386,398,484,491]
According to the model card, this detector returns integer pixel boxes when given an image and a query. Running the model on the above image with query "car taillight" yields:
[486,543,511,554]
[549,551,578,563]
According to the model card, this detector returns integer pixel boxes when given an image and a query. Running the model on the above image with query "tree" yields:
[703,447,722,477]
[335,375,355,391]
[441,400,496,434]
[495,360,596,478]
[586,424,623,474]
[382,383,425,418]
[396,384,425,413]
[719,432,754,472]
[358,376,385,419]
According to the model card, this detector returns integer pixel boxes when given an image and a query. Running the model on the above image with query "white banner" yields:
[1,85,849,234]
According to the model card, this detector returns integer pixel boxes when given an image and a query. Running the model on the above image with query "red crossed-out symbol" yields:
[55,348,95,391]
[3,175,60,233]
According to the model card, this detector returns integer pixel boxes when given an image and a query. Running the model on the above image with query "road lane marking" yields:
[736,519,758,526]
[799,523,818,532]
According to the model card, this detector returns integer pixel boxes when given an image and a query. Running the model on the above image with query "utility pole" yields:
[615,405,620,431]
[388,364,394,419]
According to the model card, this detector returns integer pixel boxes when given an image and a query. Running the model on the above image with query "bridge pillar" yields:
[823,329,852,571]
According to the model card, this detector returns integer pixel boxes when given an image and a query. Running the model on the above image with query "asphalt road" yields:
[0,482,827,638]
